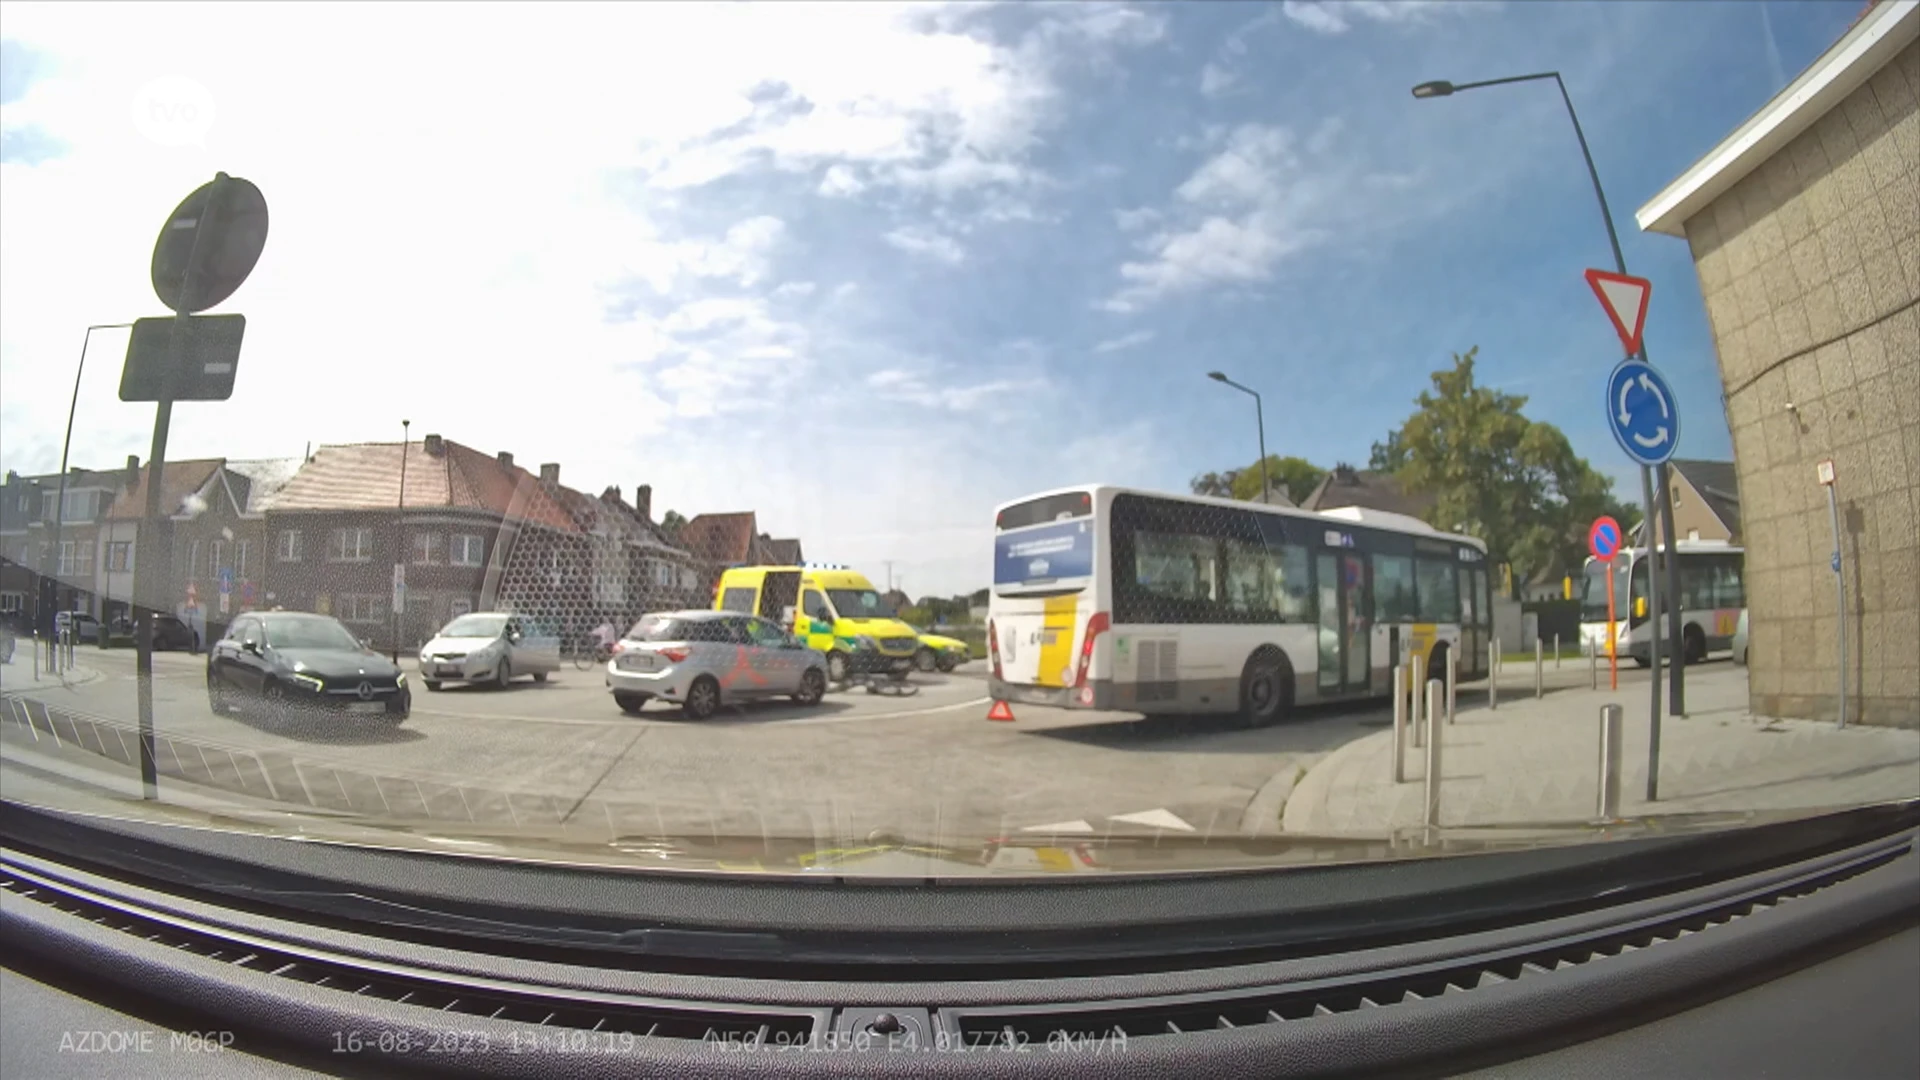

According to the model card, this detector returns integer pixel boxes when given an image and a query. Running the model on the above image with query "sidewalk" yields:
[0,644,105,695]
[1282,664,1920,834]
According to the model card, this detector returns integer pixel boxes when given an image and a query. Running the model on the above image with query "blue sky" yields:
[0,2,1866,596]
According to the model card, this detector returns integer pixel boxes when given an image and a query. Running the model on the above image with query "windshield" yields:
[826,589,896,621]
[1,0,1913,889]
[1579,559,1631,622]
[439,614,508,639]
[263,617,363,651]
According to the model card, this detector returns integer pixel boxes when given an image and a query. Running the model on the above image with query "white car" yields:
[417,612,561,690]
[606,610,828,719]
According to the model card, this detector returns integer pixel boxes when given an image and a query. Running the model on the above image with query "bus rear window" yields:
[996,492,1092,531]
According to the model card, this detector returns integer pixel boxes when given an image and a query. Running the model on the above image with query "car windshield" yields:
[1,0,1913,892]
[827,590,896,621]
[263,617,362,652]
[440,614,508,639]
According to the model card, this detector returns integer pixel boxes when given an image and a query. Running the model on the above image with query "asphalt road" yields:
[6,647,1670,846]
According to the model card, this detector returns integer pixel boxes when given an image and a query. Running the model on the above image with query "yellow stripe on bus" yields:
[1037,594,1079,687]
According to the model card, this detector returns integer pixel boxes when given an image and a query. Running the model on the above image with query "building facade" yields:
[1637,2,1917,726]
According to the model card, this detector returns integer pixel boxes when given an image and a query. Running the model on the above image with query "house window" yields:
[449,597,474,617]
[450,534,484,567]
[328,527,374,562]
[105,542,132,573]
[277,530,303,562]
[209,539,227,576]
[680,567,697,590]
[0,591,23,613]
[412,532,445,565]
[235,539,250,579]
[337,594,387,624]
[187,540,202,580]
[57,540,95,576]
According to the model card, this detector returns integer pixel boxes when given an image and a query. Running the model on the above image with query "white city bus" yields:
[1578,541,1746,666]
[986,485,1492,725]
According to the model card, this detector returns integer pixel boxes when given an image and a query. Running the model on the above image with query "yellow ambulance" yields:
[713,565,921,681]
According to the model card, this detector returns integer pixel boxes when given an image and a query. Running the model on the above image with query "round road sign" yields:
[1588,516,1623,562]
[151,173,269,314]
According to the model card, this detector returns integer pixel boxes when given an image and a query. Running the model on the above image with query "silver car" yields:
[417,612,562,690]
[605,610,829,719]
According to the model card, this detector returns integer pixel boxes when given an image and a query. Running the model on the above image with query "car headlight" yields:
[288,672,324,693]
[856,634,877,651]
[396,672,408,689]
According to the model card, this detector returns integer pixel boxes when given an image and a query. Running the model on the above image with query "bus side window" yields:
[1371,554,1416,622]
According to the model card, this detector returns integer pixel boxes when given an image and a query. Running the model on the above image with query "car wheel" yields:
[682,676,721,720]
[613,691,648,715]
[913,647,936,673]
[207,679,229,716]
[1237,649,1290,729]
[532,671,548,683]
[1633,655,1651,669]
[826,651,850,684]
[793,668,827,706]
[493,658,512,690]
[1685,625,1707,665]
[424,679,442,691]
[936,654,958,673]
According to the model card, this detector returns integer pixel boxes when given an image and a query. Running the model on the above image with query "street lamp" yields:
[40,322,134,667]
[1207,371,1270,504]
[1412,68,1688,724]
[393,419,409,663]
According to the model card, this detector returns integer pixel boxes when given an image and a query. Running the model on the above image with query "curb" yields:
[1238,757,1310,837]
[1279,727,1396,834]
[0,663,106,694]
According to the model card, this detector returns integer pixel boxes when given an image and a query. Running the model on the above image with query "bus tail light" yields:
[987,618,1002,680]
[1073,611,1110,689]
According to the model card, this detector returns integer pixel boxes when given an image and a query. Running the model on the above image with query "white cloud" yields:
[1199,62,1238,98]
[0,2,1167,597]
[1114,206,1161,232]
[1280,0,1485,36]
[1102,122,1343,312]
[882,225,966,265]
[1092,329,1154,354]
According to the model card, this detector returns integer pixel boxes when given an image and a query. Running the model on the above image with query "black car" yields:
[207,612,410,724]
[102,614,197,651]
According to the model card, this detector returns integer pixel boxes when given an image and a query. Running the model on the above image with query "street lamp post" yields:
[39,323,136,669]
[393,419,409,663]
[1207,371,1270,504]
[1413,70,1688,726]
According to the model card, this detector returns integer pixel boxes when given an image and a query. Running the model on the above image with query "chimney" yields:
[601,485,621,502]
[634,484,652,523]
[497,451,514,469]
[423,433,445,457]
[125,455,141,487]
[539,463,560,485]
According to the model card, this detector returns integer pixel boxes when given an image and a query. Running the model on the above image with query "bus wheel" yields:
[1685,625,1707,664]
[1238,649,1291,728]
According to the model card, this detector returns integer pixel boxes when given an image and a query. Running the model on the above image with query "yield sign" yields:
[1585,268,1652,357]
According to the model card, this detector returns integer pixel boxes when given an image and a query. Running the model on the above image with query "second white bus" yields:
[1578,541,1746,666]
[987,485,1492,725]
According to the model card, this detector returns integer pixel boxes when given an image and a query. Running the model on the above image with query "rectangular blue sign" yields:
[995,520,1094,587]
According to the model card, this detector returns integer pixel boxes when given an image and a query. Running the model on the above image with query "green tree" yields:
[1378,347,1634,584]
[659,509,688,537]
[1191,457,1327,504]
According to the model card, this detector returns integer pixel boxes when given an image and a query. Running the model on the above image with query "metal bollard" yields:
[1590,639,1598,690]
[1597,704,1623,820]
[1392,663,1408,784]
[1410,652,1426,748]
[1488,639,1498,711]
[1534,639,1544,700]
[1446,649,1457,725]
[1555,634,1562,669]
[1424,679,1446,829]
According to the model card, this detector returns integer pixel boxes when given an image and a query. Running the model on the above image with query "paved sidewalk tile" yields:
[1283,666,1920,834]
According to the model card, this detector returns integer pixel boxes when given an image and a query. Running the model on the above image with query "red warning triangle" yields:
[986,700,1016,722]
[1585,268,1652,358]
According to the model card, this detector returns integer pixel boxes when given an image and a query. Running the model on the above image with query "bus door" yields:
[1315,552,1372,695]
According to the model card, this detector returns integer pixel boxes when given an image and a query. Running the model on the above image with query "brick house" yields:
[99,458,224,638]
[262,436,582,651]
[676,512,805,601]
[0,460,140,631]
[532,480,705,631]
